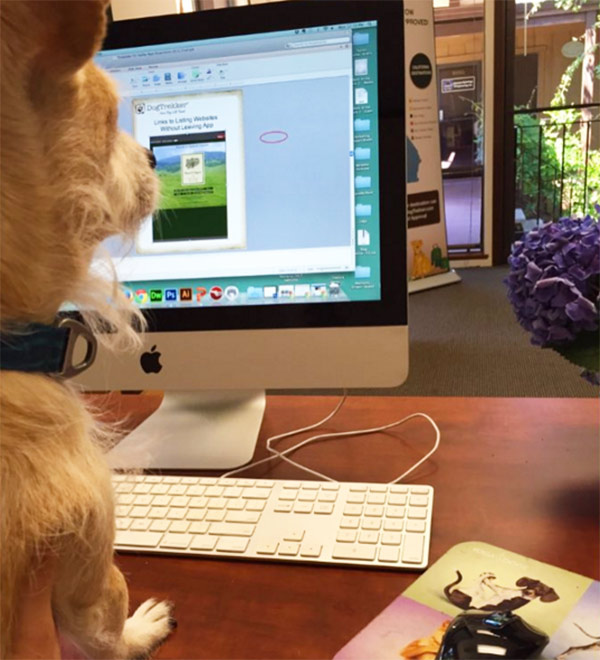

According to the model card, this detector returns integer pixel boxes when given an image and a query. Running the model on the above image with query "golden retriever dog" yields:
[1,1,174,657]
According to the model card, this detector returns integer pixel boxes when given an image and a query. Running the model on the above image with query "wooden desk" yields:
[109,395,599,659]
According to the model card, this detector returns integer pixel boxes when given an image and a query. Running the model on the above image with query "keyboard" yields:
[112,474,434,570]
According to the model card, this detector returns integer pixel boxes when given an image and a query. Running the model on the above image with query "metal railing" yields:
[514,103,599,224]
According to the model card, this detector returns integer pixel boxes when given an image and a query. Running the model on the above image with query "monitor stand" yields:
[106,390,266,470]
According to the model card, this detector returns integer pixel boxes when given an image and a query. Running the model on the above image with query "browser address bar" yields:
[285,37,350,49]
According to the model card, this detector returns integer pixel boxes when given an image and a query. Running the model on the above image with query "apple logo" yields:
[140,345,163,374]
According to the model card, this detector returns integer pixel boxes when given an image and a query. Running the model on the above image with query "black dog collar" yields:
[0,318,97,379]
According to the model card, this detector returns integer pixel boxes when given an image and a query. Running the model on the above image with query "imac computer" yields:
[76,1,408,470]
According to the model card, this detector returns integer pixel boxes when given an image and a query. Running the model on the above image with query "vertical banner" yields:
[404,0,460,292]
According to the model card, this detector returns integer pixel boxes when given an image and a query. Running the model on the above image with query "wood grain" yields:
[105,395,599,659]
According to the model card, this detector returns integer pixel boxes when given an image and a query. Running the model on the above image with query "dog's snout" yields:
[145,148,156,169]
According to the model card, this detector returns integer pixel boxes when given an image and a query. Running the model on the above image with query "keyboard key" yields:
[169,521,190,533]
[294,502,313,514]
[383,519,403,532]
[339,516,360,529]
[149,520,169,532]
[186,508,206,521]
[160,534,192,549]
[409,494,429,507]
[387,506,406,518]
[337,530,357,543]
[300,544,322,558]
[274,501,294,513]
[190,535,217,551]
[283,530,304,542]
[130,506,150,518]
[133,495,153,506]
[402,533,425,564]
[408,507,427,520]
[343,504,363,516]
[189,521,210,534]
[346,493,366,504]
[278,542,300,556]
[332,544,376,561]
[364,505,384,517]
[367,493,386,505]
[406,520,426,533]
[166,508,185,520]
[388,494,407,506]
[148,507,168,519]
[246,501,266,512]
[381,531,402,545]
[116,518,131,530]
[209,523,255,537]
[216,537,249,553]
[361,518,381,531]
[115,530,162,548]
[225,511,261,524]
[358,530,379,544]
[243,487,271,500]
[205,510,226,522]
[379,546,400,563]
[314,503,334,515]
[256,541,279,555]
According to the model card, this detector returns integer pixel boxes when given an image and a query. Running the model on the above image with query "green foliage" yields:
[515,108,600,220]
[553,330,600,372]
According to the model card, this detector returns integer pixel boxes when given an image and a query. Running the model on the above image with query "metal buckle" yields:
[56,318,98,379]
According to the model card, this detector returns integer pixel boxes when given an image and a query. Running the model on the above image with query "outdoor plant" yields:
[505,209,600,384]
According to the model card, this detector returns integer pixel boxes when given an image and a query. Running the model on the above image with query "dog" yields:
[410,239,432,280]
[1,1,174,657]
[443,570,559,612]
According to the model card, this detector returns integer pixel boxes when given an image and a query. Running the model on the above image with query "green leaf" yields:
[551,331,600,372]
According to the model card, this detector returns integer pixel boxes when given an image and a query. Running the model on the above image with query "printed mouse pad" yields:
[334,542,599,660]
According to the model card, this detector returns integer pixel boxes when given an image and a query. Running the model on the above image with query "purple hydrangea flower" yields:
[505,214,600,349]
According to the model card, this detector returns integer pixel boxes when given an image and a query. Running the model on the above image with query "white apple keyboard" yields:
[112,473,433,570]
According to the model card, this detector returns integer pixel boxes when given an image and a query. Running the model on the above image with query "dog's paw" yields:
[123,598,175,659]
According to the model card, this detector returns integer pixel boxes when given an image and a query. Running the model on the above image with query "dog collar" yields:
[0,318,97,379]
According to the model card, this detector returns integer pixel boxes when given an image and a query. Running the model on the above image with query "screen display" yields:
[96,19,381,309]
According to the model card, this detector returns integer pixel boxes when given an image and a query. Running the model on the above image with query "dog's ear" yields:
[34,0,110,77]
[2,0,109,81]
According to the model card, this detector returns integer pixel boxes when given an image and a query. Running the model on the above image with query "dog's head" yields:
[515,577,560,603]
[1,1,159,327]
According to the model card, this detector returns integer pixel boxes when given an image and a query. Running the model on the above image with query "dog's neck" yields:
[0,319,96,379]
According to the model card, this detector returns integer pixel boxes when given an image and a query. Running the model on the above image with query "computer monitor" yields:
[77,0,407,469]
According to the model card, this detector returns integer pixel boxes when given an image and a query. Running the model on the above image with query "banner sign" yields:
[404,0,459,290]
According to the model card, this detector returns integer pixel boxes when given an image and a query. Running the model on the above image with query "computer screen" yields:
[78,0,407,396]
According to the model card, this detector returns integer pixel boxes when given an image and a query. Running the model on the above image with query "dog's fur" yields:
[1,1,174,657]
[443,571,559,612]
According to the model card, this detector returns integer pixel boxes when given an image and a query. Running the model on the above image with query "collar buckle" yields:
[55,318,97,379]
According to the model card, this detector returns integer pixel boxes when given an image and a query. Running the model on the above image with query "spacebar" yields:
[115,530,162,547]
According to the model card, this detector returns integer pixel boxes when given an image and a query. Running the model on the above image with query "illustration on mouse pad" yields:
[334,542,599,660]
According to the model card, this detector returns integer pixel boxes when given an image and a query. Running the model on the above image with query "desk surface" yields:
[107,395,599,659]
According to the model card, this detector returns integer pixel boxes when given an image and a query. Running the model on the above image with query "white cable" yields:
[220,392,347,479]
[221,394,441,485]
[267,412,441,484]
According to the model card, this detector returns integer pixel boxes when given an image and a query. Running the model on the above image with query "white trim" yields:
[480,0,494,268]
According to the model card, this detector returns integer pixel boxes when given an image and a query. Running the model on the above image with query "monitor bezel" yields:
[100,0,406,333]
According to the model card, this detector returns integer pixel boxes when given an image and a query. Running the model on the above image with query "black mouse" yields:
[435,609,549,660]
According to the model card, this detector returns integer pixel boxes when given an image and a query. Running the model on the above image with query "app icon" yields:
[152,73,161,83]
[278,285,294,298]
[356,203,372,217]
[123,287,134,301]
[355,147,371,161]
[354,58,368,76]
[135,289,148,304]
[150,289,163,303]
[264,285,277,299]
[210,286,223,301]
[355,175,372,189]
[354,118,371,132]
[355,265,371,279]
[355,88,368,105]
[141,75,149,84]
[247,286,263,299]
[191,68,200,79]
[177,71,186,80]
[164,72,172,81]
[179,287,192,301]
[224,286,239,301]
[294,284,310,298]
[311,284,328,298]
[196,286,207,302]
[329,282,341,296]
[357,229,371,246]
[165,288,177,301]
[353,32,370,47]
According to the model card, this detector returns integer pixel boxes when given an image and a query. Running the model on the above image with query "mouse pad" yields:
[334,541,599,660]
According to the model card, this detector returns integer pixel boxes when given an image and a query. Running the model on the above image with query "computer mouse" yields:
[435,609,549,660]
